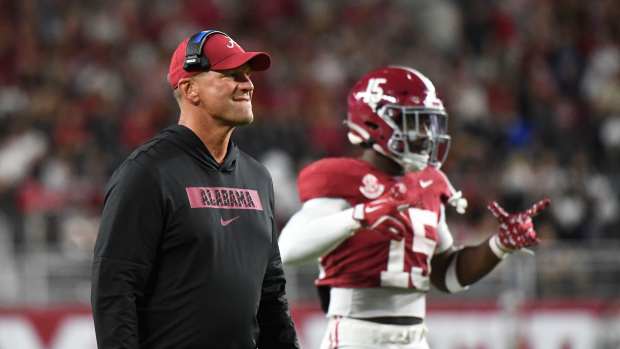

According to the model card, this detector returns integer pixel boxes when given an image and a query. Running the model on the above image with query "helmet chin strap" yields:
[400,153,429,172]
[372,144,428,172]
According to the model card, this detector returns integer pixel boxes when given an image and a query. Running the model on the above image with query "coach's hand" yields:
[353,184,410,240]
[487,198,550,258]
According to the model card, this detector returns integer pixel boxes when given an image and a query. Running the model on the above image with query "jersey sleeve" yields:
[91,159,165,348]
[439,169,469,215]
[279,198,358,265]
[297,158,365,203]
[429,168,456,203]
[430,167,468,214]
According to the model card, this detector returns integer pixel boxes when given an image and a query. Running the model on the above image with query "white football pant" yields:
[320,316,430,349]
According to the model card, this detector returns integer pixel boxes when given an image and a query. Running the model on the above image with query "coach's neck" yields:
[179,110,234,165]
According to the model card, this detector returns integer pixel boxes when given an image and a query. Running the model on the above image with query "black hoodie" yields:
[91,124,299,349]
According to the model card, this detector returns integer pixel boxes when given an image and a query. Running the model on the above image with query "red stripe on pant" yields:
[330,317,341,349]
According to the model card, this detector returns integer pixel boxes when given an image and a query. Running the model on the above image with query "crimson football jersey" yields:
[297,157,457,290]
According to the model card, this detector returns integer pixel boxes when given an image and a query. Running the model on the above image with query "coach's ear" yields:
[177,78,200,105]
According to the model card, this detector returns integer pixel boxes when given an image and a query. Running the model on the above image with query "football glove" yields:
[487,198,551,258]
[352,183,410,240]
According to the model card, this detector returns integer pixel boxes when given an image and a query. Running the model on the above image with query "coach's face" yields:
[194,64,255,126]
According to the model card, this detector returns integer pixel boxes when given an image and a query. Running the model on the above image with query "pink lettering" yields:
[186,187,263,210]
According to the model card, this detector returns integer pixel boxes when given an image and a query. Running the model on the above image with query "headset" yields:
[183,30,228,72]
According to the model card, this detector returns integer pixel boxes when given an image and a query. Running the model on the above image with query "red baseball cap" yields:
[167,32,271,89]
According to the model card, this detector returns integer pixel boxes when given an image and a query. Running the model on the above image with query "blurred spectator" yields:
[260,149,301,224]
[0,129,47,189]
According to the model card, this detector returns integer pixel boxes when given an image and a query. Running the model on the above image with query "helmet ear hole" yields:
[393,140,405,152]
[364,121,379,130]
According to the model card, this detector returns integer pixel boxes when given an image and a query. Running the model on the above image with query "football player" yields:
[278,66,549,349]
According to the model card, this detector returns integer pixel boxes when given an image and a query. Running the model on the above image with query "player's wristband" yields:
[489,235,511,259]
[352,204,365,221]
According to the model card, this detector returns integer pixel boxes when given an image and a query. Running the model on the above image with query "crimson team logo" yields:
[359,174,385,199]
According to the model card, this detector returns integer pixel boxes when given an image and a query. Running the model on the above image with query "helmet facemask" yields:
[377,105,451,171]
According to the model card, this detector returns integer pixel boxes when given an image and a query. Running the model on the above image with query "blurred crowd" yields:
[0,0,619,263]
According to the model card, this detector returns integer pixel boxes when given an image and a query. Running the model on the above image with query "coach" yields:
[91,30,299,348]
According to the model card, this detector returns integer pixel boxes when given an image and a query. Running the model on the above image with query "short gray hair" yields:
[173,88,182,105]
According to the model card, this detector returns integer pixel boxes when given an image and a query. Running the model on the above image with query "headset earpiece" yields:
[183,30,227,72]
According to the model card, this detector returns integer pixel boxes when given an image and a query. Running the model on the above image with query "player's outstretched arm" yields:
[278,198,361,265]
[431,199,550,292]
[279,189,409,265]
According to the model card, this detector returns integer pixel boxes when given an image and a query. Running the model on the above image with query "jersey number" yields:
[380,208,437,290]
